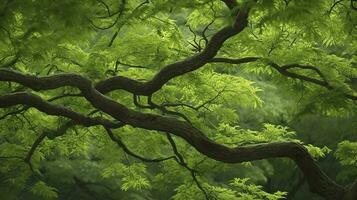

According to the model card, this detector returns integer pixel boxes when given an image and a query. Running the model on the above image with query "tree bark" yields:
[0,69,350,200]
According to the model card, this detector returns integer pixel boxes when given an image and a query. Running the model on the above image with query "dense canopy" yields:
[0,0,356,199]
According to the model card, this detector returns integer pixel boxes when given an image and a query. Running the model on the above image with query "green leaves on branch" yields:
[31,181,58,199]
[335,141,357,166]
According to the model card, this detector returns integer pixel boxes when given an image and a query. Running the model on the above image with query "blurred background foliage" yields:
[0,0,356,199]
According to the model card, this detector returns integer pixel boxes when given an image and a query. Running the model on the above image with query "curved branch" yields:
[0,93,81,121]
[105,127,175,162]
[166,133,209,199]
[210,57,357,101]
[0,91,122,128]
[0,64,349,200]
[281,63,326,79]
[0,1,351,198]
[267,62,331,88]
[89,0,126,30]
[161,87,226,112]
[95,10,249,95]
[24,120,78,164]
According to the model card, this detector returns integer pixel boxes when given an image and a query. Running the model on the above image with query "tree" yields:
[0,0,356,199]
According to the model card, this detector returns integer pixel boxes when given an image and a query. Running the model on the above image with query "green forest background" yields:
[0,0,356,199]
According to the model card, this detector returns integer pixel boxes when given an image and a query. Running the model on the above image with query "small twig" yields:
[24,121,76,164]
[166,133,210,200]
[328,0,345,15]
[161,88,226,112]
[187,25,202,52]
[148,96,192,123]
[105,127,176,162]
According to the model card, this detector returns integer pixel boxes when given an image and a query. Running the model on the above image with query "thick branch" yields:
[94,10,249,95]
[0,1,351,198]
[210,57,260,64]
[0,92,81,120]
[0,91,122,128]
[0,67,348,200]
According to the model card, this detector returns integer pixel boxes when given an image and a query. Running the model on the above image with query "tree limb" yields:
[0,69,348,199]
[94,10,249,95]
[0,91,123,128]
[209,57,357,101]
[105,127,176,162]
[166,133,210,200]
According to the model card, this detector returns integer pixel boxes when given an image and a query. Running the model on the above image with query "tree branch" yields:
[24,120,77,164]
[209,57,357,101]
[166,133,210,200]
[0,51,351,200]
[1,1,354,199]
[0,92,81,121]
[0,91,123,128]
[161,87,226,111]
[105,127,176,162]
[94,10,249,95]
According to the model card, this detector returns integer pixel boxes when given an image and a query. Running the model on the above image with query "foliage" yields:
[31,181,58,199]
[0,0,356,199]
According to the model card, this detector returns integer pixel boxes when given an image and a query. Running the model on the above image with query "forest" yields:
[0,0,356,199]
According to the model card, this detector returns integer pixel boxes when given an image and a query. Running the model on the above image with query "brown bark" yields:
[0,67,348,200]
[94,10,249,95]
[0,3,354,199]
